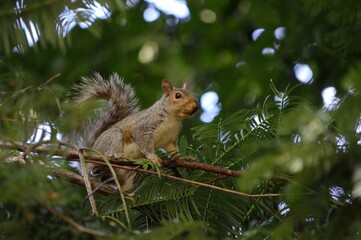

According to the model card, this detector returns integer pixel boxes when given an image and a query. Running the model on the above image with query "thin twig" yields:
[78,149,98,216]
[1,140,314,231]
[0,141,243,177]
[36,73,61,91]
[0,141,314,198]
[82,159,300,199]
[253,199,301,238]
[82,147,132,230]
[47,207,107,237]
[1,73,61,100]
[50,167,115,195]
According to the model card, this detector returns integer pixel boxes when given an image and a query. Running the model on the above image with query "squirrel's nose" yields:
[191,101,199,114]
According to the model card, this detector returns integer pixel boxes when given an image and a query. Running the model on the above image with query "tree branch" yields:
[0,73,61,100]
[1,140,303,226]
[0,140,243,177]
[0,140,305,200]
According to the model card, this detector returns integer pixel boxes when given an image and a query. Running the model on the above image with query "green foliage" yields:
[0,0,125,56]
[2,0,361,239]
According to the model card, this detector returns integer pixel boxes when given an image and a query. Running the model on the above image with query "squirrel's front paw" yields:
[109,153,124,160]
[146,154,163,167]
[89,166,113,182]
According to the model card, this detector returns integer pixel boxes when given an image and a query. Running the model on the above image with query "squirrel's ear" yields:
[182,82,189,90]
[162,80,173,93]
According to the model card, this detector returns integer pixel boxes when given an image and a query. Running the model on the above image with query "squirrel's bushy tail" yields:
[72,72,139,146]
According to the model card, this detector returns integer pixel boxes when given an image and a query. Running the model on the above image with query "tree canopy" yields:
[1,0,361,239]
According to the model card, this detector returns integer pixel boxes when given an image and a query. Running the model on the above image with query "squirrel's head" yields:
[162,80,199,119]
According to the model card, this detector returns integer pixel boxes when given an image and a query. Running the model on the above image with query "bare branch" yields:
[47,207,107,237]
[0,140,313,200]
[78,149,99,216]
[0,140,243,177]
[36,73,61,91]
[1,140,311,227]
[1,73,61,100]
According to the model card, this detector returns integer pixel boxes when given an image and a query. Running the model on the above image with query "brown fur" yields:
[71,74,198,193]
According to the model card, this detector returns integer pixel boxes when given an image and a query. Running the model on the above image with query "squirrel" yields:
[71,72,199,192]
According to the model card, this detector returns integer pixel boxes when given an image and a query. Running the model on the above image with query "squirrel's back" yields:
[69,74,198,192]
[71,72,140,146]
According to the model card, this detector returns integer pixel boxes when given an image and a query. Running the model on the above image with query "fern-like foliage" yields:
[87,82,300,238]
[192,81,299,170]
[88,79,361,239]
[2,1,361,238]
[303,0,361,57]
[2,77,361,239]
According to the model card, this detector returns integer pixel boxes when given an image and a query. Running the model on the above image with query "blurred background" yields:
[2,1,361,238]
[2,0,358,127]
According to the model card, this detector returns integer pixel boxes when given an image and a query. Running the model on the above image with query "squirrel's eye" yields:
[175,92,182,99]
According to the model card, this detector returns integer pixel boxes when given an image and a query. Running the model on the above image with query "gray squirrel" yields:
[71,72,199,192]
